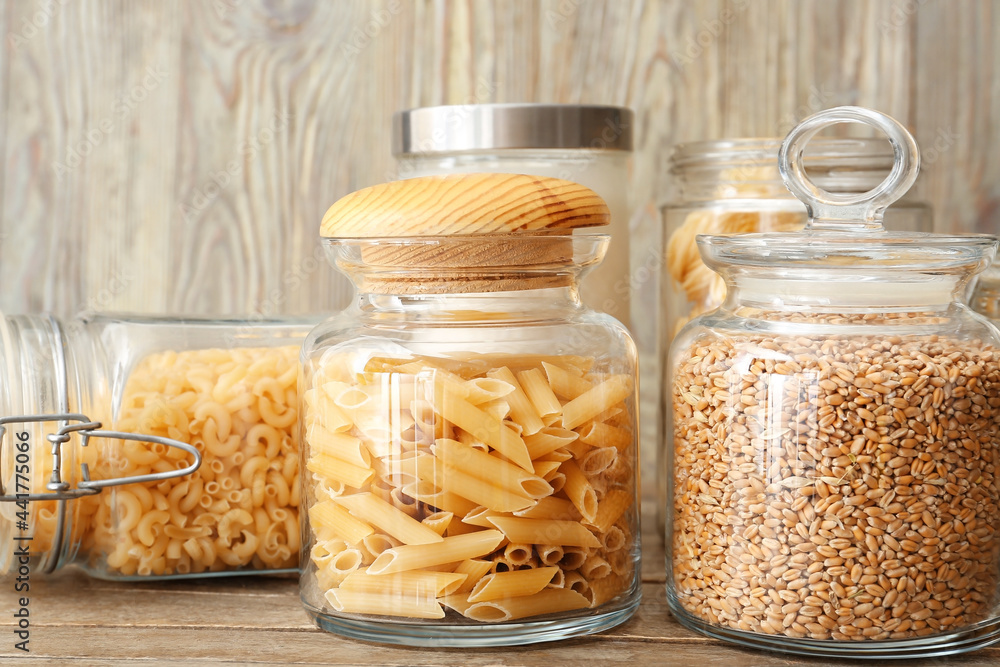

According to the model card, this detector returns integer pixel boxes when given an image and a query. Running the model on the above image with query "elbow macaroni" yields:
[303,352,637,621]
[80,346,302,576]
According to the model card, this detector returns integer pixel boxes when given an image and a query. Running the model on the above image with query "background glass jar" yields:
[666,107,1000,658]
[393,104,634,321]
[393,104,663,510]
[662,137,932,341]
[299,233,641,646]
[0,314,314,579]
[971,264,1000,321]
[658,137,934,536]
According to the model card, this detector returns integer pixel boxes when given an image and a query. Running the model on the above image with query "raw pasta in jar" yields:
[80,345,302,577]
[301,351,639,623]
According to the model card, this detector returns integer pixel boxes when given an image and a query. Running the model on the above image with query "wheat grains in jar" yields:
[658,134,933,540]
[666,107,1000,658]
[0,315,314,579]
[299,173,640,646]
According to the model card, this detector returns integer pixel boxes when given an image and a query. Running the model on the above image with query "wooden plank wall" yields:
[0,0,997,319]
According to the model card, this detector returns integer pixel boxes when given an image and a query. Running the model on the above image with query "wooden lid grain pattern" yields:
[320,173,609,238]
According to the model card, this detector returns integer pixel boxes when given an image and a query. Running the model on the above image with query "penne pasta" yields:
[367,530,505,575]
[523,427,579,460]
[542,361,593,400]
[516,368,562,419]
[531,460,562,478]
[579,446,618,475]
[560,459,598,523]
[462,506,511,529]
[431,379,533,471]
[486,517,601,549]
[588,488,632,534]
[325,588,445,619]
[577,420,631,451]
[307,424,371,469]
[340,570,467,597]
[421,511,454,536]
[504,543,533,566]
[462,588,590,622]
[400,480,479,518]
[452,559,494,594]
[585,573,629,608]
[560,547,589,571]
[580,555,611,580]
[333,493,443,545]
[487,367,545,436]
[306,453,375,490]
[433,438,552,499]
[513,496,580,522]
[302,349,638,624]
[413,453,534,513]
[538,544,564,566]
[308,500,374,545]
[560,375,632,431]
[467,566,559,602]
[463,377,516,405]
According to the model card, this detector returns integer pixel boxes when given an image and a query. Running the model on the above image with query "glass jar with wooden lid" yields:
[299,173,640,645]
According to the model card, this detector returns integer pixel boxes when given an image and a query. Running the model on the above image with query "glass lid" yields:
[697,106,997,273]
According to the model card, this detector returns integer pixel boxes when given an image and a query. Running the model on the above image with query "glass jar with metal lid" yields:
[393,103,657,508]
[0,314,314,579]
[299,173,640,646]
[665,107,1000,658]
[393,103,634,321]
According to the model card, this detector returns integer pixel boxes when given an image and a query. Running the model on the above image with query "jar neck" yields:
[354,285,584,323]
[0,314,85,575]
[722,268,967,313]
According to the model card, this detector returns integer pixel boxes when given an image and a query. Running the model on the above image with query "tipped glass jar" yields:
[300,173,640,646]
[665,108,1000,658]
[0,314,314,579]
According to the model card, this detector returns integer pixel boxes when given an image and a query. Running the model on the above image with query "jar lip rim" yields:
[323,233,612,243]
[697,232,998,269]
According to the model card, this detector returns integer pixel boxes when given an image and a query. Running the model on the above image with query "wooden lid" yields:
[320,173,609,238]
[321,174,609,294]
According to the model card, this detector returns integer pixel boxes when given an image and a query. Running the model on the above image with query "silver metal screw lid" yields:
[392,103,634,156]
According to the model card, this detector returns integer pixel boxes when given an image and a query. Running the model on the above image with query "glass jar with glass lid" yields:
[657,133,934,538]
[299,173,640,646]
[0,314,314,579]
[666,107,1000,658]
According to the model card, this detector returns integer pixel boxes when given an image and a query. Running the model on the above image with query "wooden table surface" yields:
[4,517,1000,667]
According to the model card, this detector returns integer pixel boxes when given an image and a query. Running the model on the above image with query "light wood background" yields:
[0,0,997,319]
